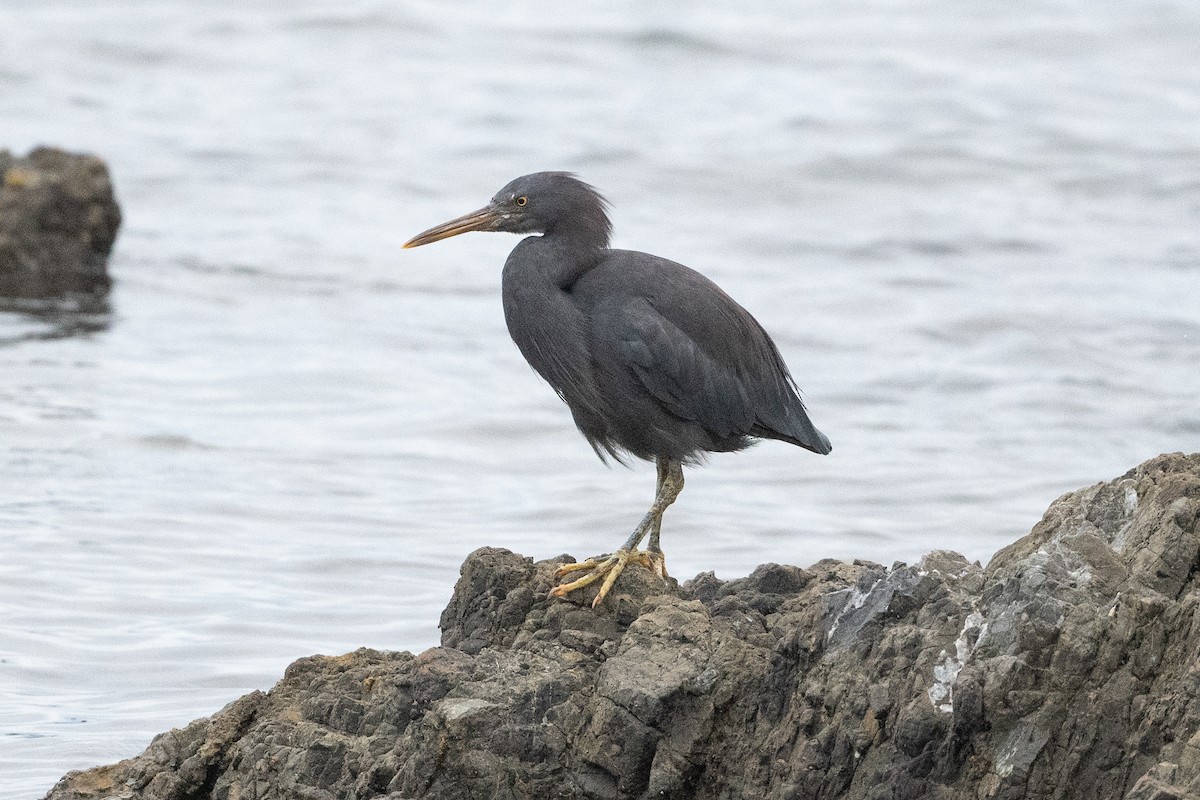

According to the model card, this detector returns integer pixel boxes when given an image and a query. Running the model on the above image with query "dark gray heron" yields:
[404,172,831,607]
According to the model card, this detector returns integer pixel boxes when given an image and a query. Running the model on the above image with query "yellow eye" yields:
[515,196,527,207]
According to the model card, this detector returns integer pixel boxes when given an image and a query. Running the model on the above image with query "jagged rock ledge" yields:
[46,453,1200,800]
[1,146,121,299]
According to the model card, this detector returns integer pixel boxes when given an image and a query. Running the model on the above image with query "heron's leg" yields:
[550,458,685,606]
[645,459,683,576]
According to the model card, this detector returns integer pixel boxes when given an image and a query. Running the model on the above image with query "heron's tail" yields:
[752,404,832,455]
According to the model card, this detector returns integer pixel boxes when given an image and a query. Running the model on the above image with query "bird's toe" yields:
[549,548,668,607]
[548,554,619,600]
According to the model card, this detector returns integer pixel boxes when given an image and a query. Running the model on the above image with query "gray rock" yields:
[0,146,121,298]
[43,452,1200,799]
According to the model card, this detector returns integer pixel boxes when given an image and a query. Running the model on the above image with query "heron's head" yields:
[403,172,611,249]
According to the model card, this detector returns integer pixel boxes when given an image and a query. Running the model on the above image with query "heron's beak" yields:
[403,205,501,248]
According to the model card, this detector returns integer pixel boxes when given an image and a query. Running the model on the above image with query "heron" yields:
[403,172,831,607]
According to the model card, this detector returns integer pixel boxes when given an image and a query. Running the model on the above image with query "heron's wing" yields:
[611,297,756,438]
[634,262,831,455]
[580,251,832,455]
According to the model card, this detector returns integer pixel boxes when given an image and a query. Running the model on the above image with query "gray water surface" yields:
[3,2,1199,797]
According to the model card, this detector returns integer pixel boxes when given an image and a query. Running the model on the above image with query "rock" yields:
[0,146,121,298]
[44,452,1200,800]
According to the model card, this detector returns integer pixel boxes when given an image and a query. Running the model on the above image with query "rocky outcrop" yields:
[0,147,121,298]
[45,453,1200,800]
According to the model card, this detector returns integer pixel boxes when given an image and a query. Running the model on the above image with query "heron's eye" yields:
[515,196,527,207]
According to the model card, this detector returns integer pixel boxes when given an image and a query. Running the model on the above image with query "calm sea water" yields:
[2,1,1199,796]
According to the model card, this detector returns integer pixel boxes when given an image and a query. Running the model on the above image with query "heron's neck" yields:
[520,231,606,289]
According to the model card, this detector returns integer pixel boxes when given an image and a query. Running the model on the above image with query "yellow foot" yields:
[549,548,667,608]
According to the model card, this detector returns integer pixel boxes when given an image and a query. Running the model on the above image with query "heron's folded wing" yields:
[613,299,756,437]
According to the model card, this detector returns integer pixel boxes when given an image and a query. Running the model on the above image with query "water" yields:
[2,1,1198,796]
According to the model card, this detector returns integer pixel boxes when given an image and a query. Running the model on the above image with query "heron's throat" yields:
[543,202,612,251]
[530,229,607,288]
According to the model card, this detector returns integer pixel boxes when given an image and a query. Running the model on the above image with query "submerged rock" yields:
[0,146,121,298]
[44,453,1200,799]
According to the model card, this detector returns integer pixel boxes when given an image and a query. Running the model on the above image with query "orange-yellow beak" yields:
[402,205,502,248]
